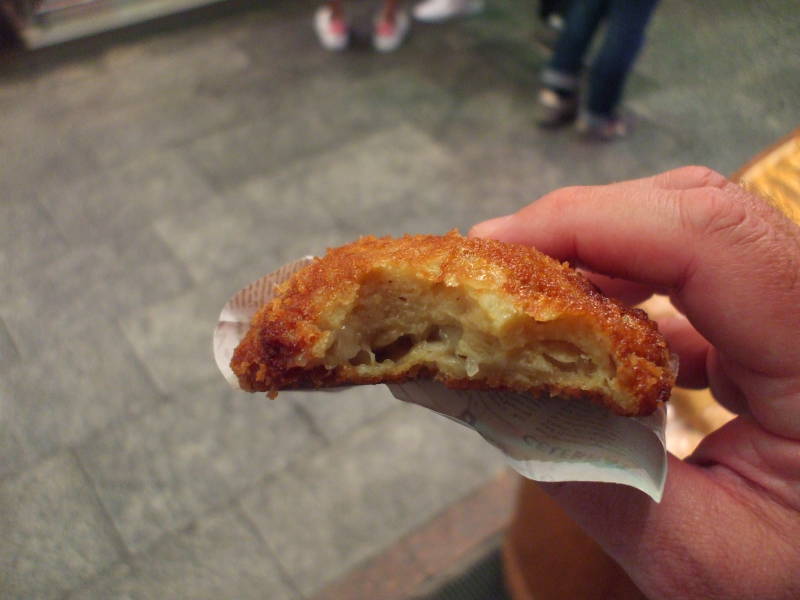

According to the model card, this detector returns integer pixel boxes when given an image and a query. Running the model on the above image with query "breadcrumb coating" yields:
[231,231,675,416]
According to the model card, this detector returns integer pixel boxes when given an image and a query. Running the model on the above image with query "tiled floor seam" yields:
[137,235,203,289]
[114,310,194,398]
[175,117,407,195]
[71,448,136,564]
[224,402,410,509]
[309,469,517,600]
[0,362,161,479]
[232,502,307,598]
[63,473,280,593]
[23,196,72,255]
[64,404,402,568]
[0,314,21,367]
[291,401,336,444]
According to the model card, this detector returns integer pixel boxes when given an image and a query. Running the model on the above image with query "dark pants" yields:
[538,0,571,20]
[544,0,659,118]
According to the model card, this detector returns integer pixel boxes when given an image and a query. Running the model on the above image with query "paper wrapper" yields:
[213,258,668,502]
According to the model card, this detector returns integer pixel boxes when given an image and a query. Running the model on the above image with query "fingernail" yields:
[469,214,514,239]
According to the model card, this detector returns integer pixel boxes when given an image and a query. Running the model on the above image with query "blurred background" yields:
[0,1,798,598]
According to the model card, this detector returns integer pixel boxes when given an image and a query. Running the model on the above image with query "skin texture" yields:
[470,166,800,600]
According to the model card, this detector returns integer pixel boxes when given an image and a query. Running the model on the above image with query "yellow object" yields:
[735,127,800,225]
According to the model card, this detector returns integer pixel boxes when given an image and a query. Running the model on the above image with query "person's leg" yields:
[585,0,660,119]
[327,0,344,20]
[538,0,608,126]
[539,0,559,20]
[380,0,400,23]
[539,0,572,23]
[543,0,609,94]
[534,0,573,53]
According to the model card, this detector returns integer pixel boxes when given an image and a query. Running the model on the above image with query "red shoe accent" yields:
[376,19,395,37]
[330,18,347,36]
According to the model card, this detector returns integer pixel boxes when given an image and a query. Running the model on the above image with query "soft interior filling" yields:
[321,270,616,395]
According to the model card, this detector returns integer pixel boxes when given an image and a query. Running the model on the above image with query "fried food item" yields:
[231,231,675,416]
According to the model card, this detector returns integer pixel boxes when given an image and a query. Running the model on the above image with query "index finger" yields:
[470,167,800,434]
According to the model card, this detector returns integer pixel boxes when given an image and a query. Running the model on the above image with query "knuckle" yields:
[678,186,766,245]
[685,166,729,189]
[657,166,729,190]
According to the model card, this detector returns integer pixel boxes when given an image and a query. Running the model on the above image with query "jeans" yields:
[543,0,660,118]
[538,0,571,20]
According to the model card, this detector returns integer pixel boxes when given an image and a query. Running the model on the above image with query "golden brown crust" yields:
[231,231,675,415]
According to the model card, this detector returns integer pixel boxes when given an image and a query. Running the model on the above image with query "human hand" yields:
[470,166,800,599]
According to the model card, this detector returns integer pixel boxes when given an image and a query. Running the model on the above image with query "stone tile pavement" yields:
[1,0,797,597]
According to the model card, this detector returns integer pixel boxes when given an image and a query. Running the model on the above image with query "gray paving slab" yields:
[0,73,32,103]
[240,402,506,597]
[179,64,457,191]
[0,318,162,479]
[148,180,334,286]
[38,150,217,244]
[0,452,124,600]
[0,316,20,373]
[56,36,252,117]
[0,112,98,197]
[639,1,799,90]
[436,87,685,207]
[119,275,244,395]
[76,377,324,553]
[74,88,243,170]
[628,87,768,175]
[0,59,105,189]
[290,385,398,443]
[341,66,461,134]
[181,70,404,189]
[276,123,458,239]
[67,508,296,600]
[429,90,572,228]
[159,122,460,287]
[1,227,193,355]
[525,119,686,184]
[0,415,31,484]
[0,199,70,284]
[628,73,797,175]
[1,48,106,94]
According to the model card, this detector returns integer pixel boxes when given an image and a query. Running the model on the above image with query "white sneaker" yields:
[373,10,410,52]
[314,5,349,51]
[412,0,484,23]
